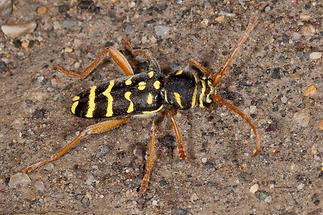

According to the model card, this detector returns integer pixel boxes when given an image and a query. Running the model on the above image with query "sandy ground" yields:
[0,0,322,214]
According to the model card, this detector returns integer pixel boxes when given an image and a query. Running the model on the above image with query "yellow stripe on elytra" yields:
[102,80,115,117]
[153,81,160,89]
[175,70,183,75]
[199,80,206,108]
[148,71,154,78]
[124,91,134,113]
[85,86,97,118]
[174,92,183,109]
[71,96,80,114]
[147,93,153,104]
[206,80,214,103]
[138,81,146,90]
[142,105,164,114]
[125,78,132,86]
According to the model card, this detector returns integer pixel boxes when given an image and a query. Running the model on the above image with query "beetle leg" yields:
[167,110,186,160]
[121,37,161,73]
[212,94,261,156]
[54,47,134,80]
[21,117,130,174]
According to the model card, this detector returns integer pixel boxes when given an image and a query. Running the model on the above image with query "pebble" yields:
[190,193,199,202]
[0,0,12,17]
[292,32,302,40]
[36,6,49,16]
[154,25,171,38]
[302,25,316,38]
[293,108,310,127]
[34,180,45,192]
[175,208,187,215]
[64,47,73,53]
[255,190,271,202]
[1,22,37,38]
[214,15,225,23]
[303,84,317,97]
[62,19,78,29]
[319,120,323,131]
[309,52,322,60]
[249,105,257,114]
[152,200,158,206]
[281,95,288,104]
[300,14,311,21]
[250,183,259,194]
[297,183,305,190]
[9,173,31,188]
[201,157,207,164]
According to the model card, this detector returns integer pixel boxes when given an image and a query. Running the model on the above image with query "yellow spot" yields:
[174,92,183,109]
[148,71,154,78]
[72,96,80,102]
[199,80,206,108]
[153,81,160,89]
[191,86,197,108]
[125,78,132,85]
[85,86,97,118]
[147,93,153,104]
[124,91,134,113]
[175,70,183,75]
[102,80,115,117]
[142,105,164,114]
[71,96,80,114]
[138,81,146,90]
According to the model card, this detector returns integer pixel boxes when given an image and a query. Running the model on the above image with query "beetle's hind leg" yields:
[54,46,134,80]
[21,117,130,174]
[122,37,161,73]
[212,94,261,156]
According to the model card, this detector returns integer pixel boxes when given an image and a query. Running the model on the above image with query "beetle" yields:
[22,16,261,193]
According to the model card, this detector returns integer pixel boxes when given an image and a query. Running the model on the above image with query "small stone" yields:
[201,18,209,26]
[264,6,271,12]
[250,183,259,194]
[154,25,171,38]
[292,32,302,40]
[311,193,320,206]
[152,200,158,206]
[319,120,323,131]
[271,67,281,79]
[0,0,12,16]
[255,190,270,202]
[95,144,111,158]
[21,40,29,49]
[175,208,187,215]
[190,193,199,202]
[309,52,322,60]
[128,1,136,8]
[214,15,225,23]
[300,14,311,21]
[201,157,207,164]
[62,19,78,29]
[302,25,315,38]
[293,108,310,127]
[36,6,48,15]
[34,180,45,192]
[297,183,305,190]
[64,47,73,53]
[281,95,288,104]
[304,84,317,97]
[1,22,37,38]
[9,173,31,188]
[249,105,257,114]
[86,174,95,188]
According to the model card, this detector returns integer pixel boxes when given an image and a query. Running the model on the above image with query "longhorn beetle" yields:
[22,16,261,193]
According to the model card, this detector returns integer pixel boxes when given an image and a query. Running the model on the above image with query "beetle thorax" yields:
[161,70,215,110]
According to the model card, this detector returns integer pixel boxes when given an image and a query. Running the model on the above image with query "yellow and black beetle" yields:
[22,16,261,193]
